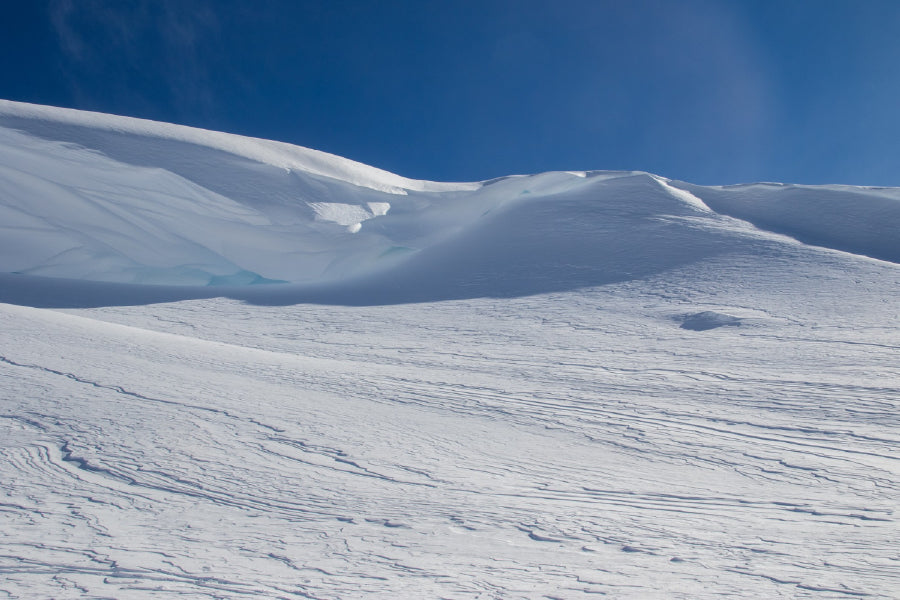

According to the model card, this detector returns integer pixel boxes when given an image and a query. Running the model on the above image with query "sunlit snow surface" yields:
[1,101,898,598]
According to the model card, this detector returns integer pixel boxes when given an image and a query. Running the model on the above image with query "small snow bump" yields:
[679,311,742,331]
[367,202,390,216]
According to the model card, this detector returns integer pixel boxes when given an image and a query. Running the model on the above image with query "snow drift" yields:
[1,100,897,301]
[2,101,899,599]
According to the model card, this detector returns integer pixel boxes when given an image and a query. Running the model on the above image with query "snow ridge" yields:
[0,99,898,293]
[0,99,478,195]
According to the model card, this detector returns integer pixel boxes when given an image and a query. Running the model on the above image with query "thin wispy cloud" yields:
[48,0,89,62]
[47,0,222,119]
[10,0,896,185]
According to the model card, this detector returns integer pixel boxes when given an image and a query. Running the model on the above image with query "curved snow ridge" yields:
[677,180,900,264]
[1,99,899,290]
[651,175,712,213]
[0,100,479,195]
[0,124,485,287]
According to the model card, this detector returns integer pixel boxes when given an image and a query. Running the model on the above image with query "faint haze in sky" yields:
[2,0,899,186]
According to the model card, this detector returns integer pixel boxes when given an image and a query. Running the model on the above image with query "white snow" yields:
[0,99,479,195]
[309,200,390,233]
[652,174,712,213]
[1,100,898,599]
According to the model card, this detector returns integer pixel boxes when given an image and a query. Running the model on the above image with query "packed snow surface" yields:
[1,101,898,598]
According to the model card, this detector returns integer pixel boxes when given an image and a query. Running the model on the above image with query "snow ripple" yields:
[1,254,898,599]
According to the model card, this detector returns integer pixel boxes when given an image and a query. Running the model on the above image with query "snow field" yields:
[2,242,899,597]
[0,100,898,598]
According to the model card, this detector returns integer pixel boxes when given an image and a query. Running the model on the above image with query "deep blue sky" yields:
[2,0,899,185]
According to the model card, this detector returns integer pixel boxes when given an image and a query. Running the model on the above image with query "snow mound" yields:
[0,100,477,195]
[676,181,900,264]
[0,100,898,297]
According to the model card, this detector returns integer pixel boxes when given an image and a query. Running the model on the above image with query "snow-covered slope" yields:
[0,100,477,195]
[1,100,897,295]
[1,101,898,599]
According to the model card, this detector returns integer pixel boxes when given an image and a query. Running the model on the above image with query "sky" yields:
[2,0,899,186]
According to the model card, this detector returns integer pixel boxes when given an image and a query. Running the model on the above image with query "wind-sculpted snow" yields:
[1,101,899,598]
[0,100,898,297]
[2,258,898,598]
[0,100,477,195]
[677,181,900,264]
